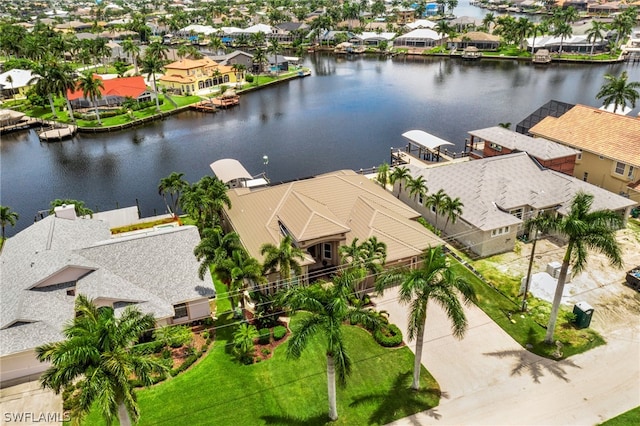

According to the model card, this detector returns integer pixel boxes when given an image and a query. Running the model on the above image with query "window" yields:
[489,142,502,152]
[430,205,436,214]
[614,162,625,175]
[583,172,589,182]
[323,243,332,260]
[576,150,582,160]
[173,303,188,319]
[629,166,635,180]
[491,226,510,237]
[418,192,424,205]
[509,208,523,219]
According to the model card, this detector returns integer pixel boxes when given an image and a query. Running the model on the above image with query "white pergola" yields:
[401,130,454,162]
[210,159,252,186]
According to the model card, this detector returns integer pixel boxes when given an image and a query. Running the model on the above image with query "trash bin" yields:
[573,301,594,329]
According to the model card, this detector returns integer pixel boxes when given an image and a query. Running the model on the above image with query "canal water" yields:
[1,53,638,235]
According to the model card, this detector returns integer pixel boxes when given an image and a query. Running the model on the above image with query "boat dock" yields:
[38,124,77,142]
[190,100,218,113]
[212,96,239,109]
[390,130,469,169]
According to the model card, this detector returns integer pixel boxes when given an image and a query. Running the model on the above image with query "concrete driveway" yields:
[373,285,640,425]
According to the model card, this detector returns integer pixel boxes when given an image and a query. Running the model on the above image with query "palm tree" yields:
[216,250,266,311]
[339,236,387,279]
[283,267,383,421]
[482,12,495,33]
[252,47,268,84]
[121,38,141,74]
[596,71,640,114]
[376,162,390,188]
[29,61,58,118]
[48,61,77,124]
[586,20,605,56]
[232,323,258,362]
[0,205,19,240]
[553,22,573,54]
[140,54,163,112]
[389,166,410,199]
[195,176,231,227]
[267,38,282,74]
[406,175,428,203]
[231,63,246,88]
[193,226,243,280]
[529,192,623,344]
[158,172,188,217]
[208,37,225,55]
[376,245,476,390]
[77,72,104,125]
[260,234,306,289]
[434,20,453,42]
[425,189,448,228]
[145,41,168,61]
[442,195,464,234]
[49,199,94,218]
[36,295,167,426]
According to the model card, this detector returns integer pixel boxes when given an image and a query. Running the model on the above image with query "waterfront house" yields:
[448,32,500,51]
[209,50,254,71]
[0,69,38,100]
[221,170,443,291]
[529,104,640,202]
[0,206,213,387]
[159,57,236,95]
[349,32,396,48]
[397,152,636,257]
[393,28,445,49]
[466,126,579,175]
[67,75,154,108]
[271,22,309,44]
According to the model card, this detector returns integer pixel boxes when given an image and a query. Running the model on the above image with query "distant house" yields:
[209,50,254,71]
[393,28,445,49]
[350,32,396,47]
[448,31,500,50]
[159,57,236,95]
[0,69,38,100]
[222,170,443,290]
[526,35,605,54]
[67,75,154,108]
[529,104,640,202]
[466,126,579,175]
[398,152,636,257]
[0,206,213,387]
[271,22,309,43]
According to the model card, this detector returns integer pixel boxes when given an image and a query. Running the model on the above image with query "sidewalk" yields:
[373,287,640,425]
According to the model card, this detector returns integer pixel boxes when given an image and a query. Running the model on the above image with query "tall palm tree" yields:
[375,162,390,188]
[442,195,464,234]
[193,226,243,280]
[553,22,573,54]
[145,41,168,61]
[267,38,282,75]
[376,245,476,390]
[425,189,448,228]
[252,47,268,84]
[29,61,57,118]
[121,38,141,74]
[529,192,623,344]
[283,267,383,421]
[406,175,428,203]
[260,234,306,289]
[195,176,231,227]
[339,236,387,276]
[596,71,640,114]
[231,63,246,88]
[515,17,534,51]
[158,172,188,217]
[77,72,104,125]
[389,166,410,199]
[0,205,19,240]
[586,20,605,56]
[140,54,163,112]
[36,295,167,426]
[48,61,77,124]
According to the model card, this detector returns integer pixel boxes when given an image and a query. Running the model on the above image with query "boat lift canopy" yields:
[401,130,454,151]
[210,158,253,184]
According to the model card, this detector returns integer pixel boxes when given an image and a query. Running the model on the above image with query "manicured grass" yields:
[84,314,440,425]
[600,406,640,426]
[450,258,605,359]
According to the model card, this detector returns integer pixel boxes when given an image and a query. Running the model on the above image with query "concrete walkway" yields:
[372,287,640,425]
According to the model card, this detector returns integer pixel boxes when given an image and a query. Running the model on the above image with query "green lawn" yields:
[600,407,640,425]
[83,313,440,425]
[450,257,605,359]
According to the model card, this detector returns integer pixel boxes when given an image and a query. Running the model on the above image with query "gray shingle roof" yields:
[468,126,580,160]
[0,218,212,356]
[405,152,636,231]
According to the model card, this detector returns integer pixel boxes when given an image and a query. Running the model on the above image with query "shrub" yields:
[170,354,199,376]
[131,340,165,355]
[374,324,403,347]
[154,325,193,349]
[261,347,271,356]
[273,325,287,340]
[201,330,210,341]
[202,316,215,327]
[245,74,254,83]
[258,328,271,345]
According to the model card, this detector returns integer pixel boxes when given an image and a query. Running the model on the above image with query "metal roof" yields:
[210,159,253,183]
[402,130,454,150]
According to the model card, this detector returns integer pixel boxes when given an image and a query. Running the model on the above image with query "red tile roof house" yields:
[66,75,155,109]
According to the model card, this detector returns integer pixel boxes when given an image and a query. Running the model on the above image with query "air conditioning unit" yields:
[546,261,572,283]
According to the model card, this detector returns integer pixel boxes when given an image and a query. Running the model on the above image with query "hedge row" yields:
[373,324,403,347]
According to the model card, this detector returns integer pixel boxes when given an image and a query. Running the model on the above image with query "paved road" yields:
[373,287,640,426]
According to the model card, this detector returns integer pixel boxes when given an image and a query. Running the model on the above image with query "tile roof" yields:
[405,152,637,231]
[67,75,148,101]
[0,218,212,356]
[468,126,579,160]
[529,104,640,167]
[225,170,443,265]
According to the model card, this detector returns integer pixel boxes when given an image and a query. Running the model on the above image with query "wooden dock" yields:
[211,96,239,109]
[0,117,42,135]
[190,101,217,113]
[38,125,77,142]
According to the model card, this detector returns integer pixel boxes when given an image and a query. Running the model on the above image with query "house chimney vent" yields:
[54,204,77,220]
